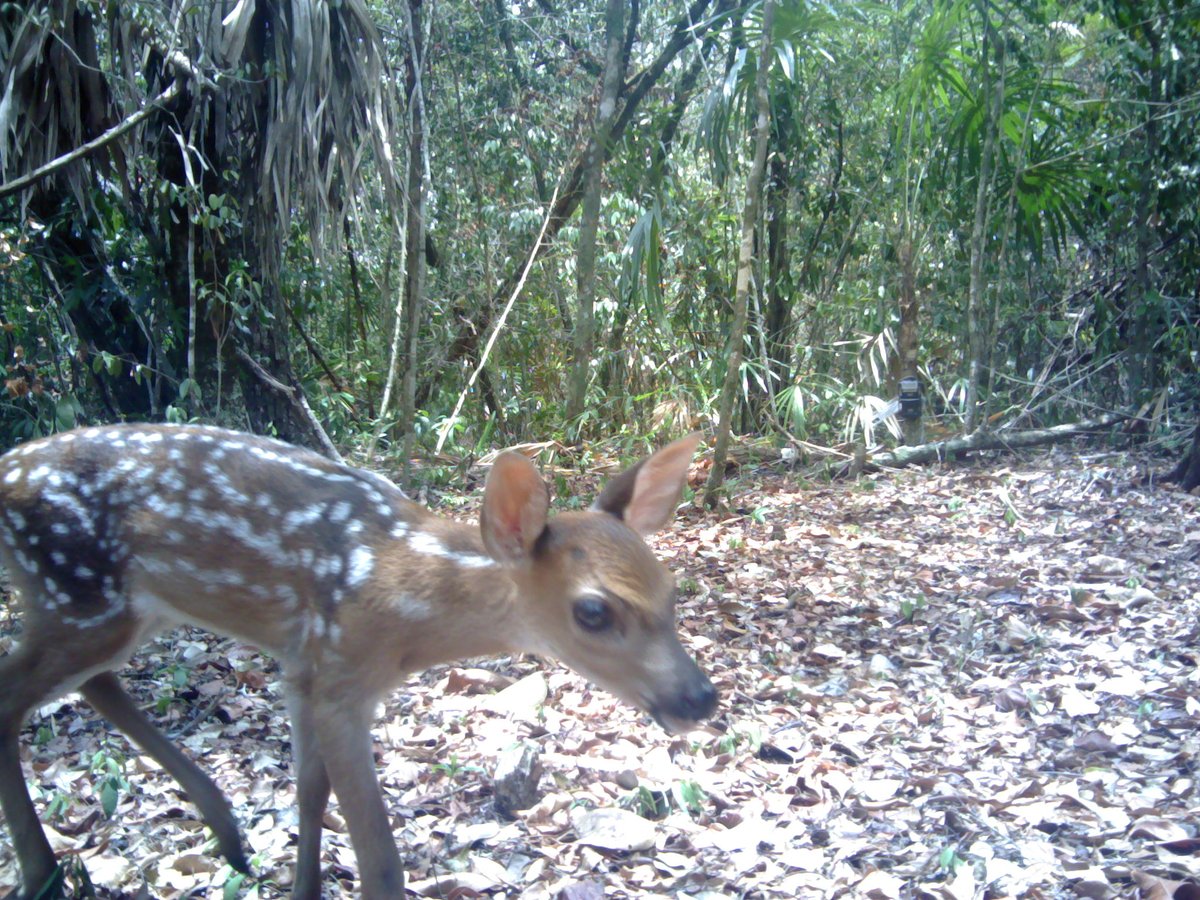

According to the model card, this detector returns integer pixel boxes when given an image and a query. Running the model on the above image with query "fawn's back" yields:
[0,425,428,659]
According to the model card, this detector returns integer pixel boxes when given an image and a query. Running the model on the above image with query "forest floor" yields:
[1,442,1199,899]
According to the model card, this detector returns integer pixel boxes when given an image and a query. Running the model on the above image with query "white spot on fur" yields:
[390,593,433,620]
[43,489,94,535]
[146,494,185,519]
[347,546,374,588]
[182,507,288,567]
[156,468,186,493]
[409,532,494,569]
[14,549,36,573]
[62,589,127,628]
[282,502,326,533]
[3,467,22,484]
[276,584,301,608]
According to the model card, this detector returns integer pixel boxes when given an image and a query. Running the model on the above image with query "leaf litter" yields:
[1,445,1198,898]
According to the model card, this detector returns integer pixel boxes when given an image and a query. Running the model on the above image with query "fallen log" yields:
[855,413,1131,472]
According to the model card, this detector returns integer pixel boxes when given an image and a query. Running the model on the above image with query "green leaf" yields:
[54,395,81,431]
[179,378,202,403]
[774,39,795,80]
[223,871,246,900]
[100,779,119,818]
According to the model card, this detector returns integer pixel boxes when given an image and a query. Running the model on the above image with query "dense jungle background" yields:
[2,0,1200,897]
[0,0,1197,483]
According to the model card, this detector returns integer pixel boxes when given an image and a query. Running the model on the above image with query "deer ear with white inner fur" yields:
[593,433,701,536]
[480,451,551,561]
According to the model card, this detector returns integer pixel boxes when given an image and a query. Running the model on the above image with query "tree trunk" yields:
[964,9,1003,435]
[704,0,776,507]
[894,233,923,446]
[1128,22,1161,406]
[398,0,430,480]
[566,0,626,431]
[229,4,332,454]
[764,152,792,404]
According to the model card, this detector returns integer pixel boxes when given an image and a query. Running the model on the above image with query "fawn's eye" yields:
[573,596,614,633]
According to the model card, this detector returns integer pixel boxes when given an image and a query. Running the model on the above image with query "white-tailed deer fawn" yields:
[0,425,714,898]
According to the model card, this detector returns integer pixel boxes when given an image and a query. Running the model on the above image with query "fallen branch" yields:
[1,34,220,201]
[234,346,343,463]
[854,413,1132,473]
[0,82,180,200]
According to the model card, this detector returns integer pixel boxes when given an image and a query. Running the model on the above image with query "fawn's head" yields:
[478,434,716,732]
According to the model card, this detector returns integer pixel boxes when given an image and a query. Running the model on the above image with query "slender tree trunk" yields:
[704,0,776,507]
[398,0,430,480]
[895,233,922,445]
[237,96,309,442]
[964,11,1003,434]
[1128,23,1161,406]
[764,153,792,403]
[566,0,626,431]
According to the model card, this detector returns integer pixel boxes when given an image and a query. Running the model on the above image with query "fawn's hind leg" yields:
[79,672,249,872]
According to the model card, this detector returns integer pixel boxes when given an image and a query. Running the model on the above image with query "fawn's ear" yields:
[593,434,701,536]
[481,451,551,561]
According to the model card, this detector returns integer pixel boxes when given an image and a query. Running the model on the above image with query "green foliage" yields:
[671,779,708,816]
[0,0,1196,457]
[938,845,968,875]
[217,866,253,900]
[431,754,482,783]
[622,779,708,820]
[899,595,928,623]
[88,744,130,819]
[153,663,192,715]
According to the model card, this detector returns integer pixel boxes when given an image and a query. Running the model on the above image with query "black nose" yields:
[677,677,718,721]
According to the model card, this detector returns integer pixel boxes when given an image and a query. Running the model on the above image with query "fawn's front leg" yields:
[310,692,405,899]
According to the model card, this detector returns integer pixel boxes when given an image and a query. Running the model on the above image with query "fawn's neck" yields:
[351,514,529,675]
